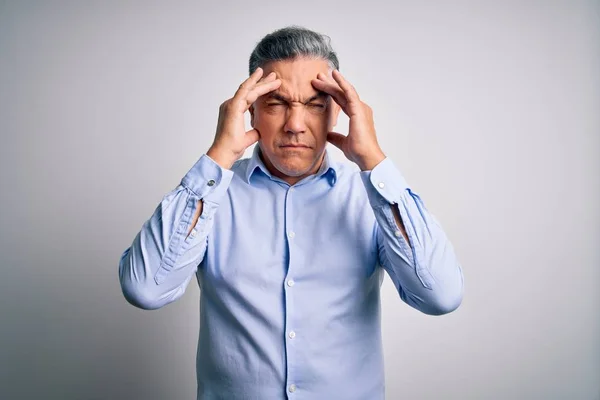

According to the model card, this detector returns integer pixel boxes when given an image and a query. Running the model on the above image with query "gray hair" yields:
[248,25,340,75]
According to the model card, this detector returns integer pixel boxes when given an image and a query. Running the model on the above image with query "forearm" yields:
[390,204,409,243]
[376,194,463,315]
[119,154,233,310]
[119,191,206,310]
[186,200,204,238]
[361,158,464,315]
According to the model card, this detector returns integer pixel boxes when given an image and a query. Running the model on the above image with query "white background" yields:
[0,1,598,399]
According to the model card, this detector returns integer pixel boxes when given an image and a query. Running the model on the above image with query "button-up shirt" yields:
[118,145,464,400]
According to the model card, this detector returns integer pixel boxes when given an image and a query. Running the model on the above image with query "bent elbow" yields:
[423,292,463,316]
[425,275,464,315]
[121,282,165,310]
[402,287,463,316]
[423,261,464,316]
[118,250,165,310]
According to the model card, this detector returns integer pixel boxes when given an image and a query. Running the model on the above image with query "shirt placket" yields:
[283,185,298,398]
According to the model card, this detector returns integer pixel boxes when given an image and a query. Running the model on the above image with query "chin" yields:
[276,162,311,177]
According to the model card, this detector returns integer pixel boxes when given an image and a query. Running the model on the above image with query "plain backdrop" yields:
[1,1,598,399]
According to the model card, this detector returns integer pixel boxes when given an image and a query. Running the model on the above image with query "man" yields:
[119,26,464,400]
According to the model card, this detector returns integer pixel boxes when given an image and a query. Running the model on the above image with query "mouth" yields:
[280,144,311,149]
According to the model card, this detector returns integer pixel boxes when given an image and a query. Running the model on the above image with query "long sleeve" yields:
[118,154,233,310]
[360,158,464,315]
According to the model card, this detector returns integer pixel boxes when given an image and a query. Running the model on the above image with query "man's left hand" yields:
[312,70,386,171]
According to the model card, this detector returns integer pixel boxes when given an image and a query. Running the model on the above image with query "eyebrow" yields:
[266,92,328,104]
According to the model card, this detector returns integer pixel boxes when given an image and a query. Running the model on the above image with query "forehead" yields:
[261,57,331,99]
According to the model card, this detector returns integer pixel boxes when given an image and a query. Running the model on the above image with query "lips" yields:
[280,144,310,148]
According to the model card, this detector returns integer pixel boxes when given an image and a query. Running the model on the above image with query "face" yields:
[250,57,341,185]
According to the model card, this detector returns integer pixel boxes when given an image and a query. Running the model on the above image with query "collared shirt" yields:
[119,145,464,400]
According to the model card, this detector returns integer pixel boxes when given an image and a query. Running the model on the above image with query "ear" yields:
[249,104,255,127]
[328,101,342,130]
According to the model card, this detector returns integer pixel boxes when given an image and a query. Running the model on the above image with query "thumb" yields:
[327,131,346,151]
[243,128,260,148]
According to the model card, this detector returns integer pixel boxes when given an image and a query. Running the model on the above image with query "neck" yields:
[258,147,326,186]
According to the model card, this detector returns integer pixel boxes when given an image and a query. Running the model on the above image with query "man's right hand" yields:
[207,67,281,169]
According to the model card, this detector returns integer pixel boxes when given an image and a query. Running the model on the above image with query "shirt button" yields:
[288,384,296,393]
[394,230,402,237]
[378,182,385,189]
[287,279,295,287]
[207,179,215,186]
[190,229,197,238]
[288,231,295,239]
[288,331,296,339]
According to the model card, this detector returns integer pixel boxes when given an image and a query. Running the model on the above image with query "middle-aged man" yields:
[119,25,464,400]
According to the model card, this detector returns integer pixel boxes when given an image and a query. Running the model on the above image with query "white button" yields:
[288,384,296,393]
[287,279,295,287]
[378,182,385,189]
[190,229,197,237]
[394,230,402,237]
[289,187,295,191]
[288,331,296,339]
[288,231,295,239]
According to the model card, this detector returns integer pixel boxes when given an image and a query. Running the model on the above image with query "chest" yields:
[202,176,379,292]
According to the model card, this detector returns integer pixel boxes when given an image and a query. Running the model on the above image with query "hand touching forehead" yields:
[260,58,332,104]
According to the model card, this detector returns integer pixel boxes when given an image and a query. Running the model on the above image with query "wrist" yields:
[357,149,386,171]
[206,146,236,170]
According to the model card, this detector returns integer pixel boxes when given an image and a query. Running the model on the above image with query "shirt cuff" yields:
[359,157,409,207]
[180,154,234,203]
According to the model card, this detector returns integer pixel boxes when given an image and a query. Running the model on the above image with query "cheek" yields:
[255,110,284,132]
[309,116,330,138]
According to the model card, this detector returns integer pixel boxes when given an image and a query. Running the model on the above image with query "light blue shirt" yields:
[119,145,464,400]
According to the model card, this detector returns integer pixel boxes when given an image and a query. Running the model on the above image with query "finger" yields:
[311,78,348,110]
[245,78,281,105]
[236,67,265,95]
[314,71,363,116]
[326,131,346,151]
[253,74,279,91]
[331,69,360,102]
[317,70,345,92]
[257,71,277,84]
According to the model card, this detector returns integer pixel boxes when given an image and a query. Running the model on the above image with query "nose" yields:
[283,105,307,135]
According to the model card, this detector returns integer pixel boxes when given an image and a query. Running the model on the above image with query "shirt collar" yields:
[245,145,338,187]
